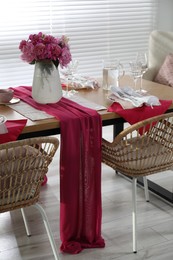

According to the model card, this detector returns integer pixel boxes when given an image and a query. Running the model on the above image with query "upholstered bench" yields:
[144,30,173,87]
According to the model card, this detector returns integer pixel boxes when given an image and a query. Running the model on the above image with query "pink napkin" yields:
[108,100,172,124]
[0,119,27,144]
[0,118,50,185]
[11,86,105,254]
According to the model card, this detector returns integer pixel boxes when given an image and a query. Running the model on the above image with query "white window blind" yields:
[0,0,158,88]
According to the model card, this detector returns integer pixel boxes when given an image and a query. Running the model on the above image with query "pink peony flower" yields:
[19,32,72,68]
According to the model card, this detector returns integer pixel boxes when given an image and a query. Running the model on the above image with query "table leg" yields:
[113,122,124,138]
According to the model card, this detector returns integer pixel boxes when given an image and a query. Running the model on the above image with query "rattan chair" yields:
[102,112,173,253]
[0,136,60,260]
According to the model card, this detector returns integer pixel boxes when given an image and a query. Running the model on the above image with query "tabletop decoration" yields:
[108,86,161,109]
[61,74,100,90]
[19,32,72,104]
[0,119,27,144]
[11,85,105,254]
[108,99,172,131]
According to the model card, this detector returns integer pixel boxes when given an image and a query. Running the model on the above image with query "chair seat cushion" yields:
[0,145,43,173]
[0,145,45,200]
[102,136,173,177]
[154,53,173,87]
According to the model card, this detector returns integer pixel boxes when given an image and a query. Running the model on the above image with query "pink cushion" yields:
[154,53,173,87]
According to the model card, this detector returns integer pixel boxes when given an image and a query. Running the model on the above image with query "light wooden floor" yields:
[1,126,173,260]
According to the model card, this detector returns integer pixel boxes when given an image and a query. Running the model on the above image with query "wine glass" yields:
[61,60,79,97]
[136,51,148,93]
[129,61,142,91]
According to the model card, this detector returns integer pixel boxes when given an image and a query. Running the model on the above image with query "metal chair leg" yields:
[21,208,31,236]
[33,203,60,260]
[143,176,149,202]
[132,177,137,253]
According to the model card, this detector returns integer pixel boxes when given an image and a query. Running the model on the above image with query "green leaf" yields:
[53,60,59,68]
[30,60,35,65]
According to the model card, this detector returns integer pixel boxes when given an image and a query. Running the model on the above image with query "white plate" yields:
[0,97,20,105]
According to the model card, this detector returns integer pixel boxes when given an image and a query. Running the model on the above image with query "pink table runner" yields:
[11,86,105,254]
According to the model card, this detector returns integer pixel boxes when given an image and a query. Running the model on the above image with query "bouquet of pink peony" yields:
[19,32,72,68]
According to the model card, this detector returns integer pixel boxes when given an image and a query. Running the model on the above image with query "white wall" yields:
[158,0,173,31]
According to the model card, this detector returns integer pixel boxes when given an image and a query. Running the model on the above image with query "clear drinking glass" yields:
[61,60,79,97]
[136,51,148,93]
[102,59,125,90]
[129,61,142,91]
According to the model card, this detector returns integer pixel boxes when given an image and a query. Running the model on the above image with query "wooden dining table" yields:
[1,76,173,135]
[1,76,173,203]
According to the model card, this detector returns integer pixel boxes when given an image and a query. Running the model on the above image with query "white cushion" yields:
[154,53,173,87]
[143,31,173,81]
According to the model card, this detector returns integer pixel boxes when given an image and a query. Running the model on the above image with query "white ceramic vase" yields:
[32,60,62,104]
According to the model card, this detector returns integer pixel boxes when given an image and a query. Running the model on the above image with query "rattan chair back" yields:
[0,136,59,213]
[102,112,173,177]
